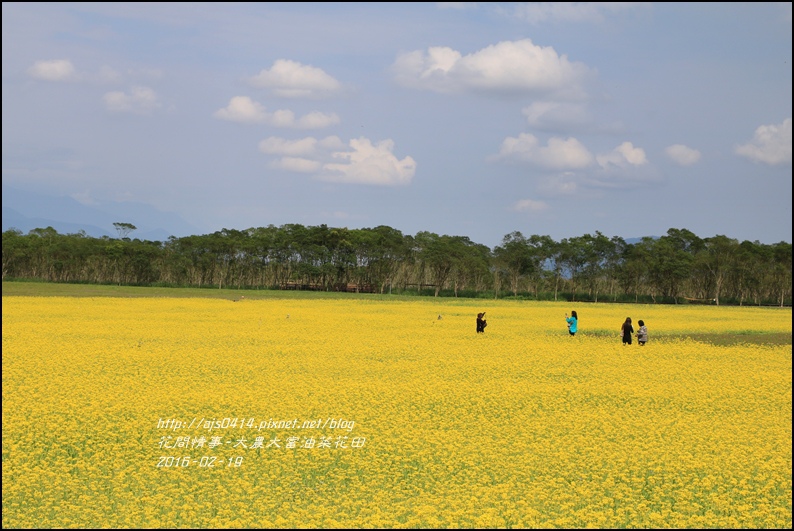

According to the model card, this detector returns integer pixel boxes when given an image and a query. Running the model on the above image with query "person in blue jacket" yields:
[565,310,578,336]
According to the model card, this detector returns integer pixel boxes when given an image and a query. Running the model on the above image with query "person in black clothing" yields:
[621,317,634,346]
[476,312,487,333]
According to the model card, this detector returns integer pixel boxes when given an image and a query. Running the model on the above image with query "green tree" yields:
[113,222,137,240]
[577,231,617,302]
[2,228,27,280]
[697,235,740,305]
[619,238,654,302]
[493,232,533,297]
[649,236,694,303]
[770,241,793,307]
[414,231,458,297]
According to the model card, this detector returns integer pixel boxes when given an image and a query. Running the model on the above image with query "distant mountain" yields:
[3,207,114,238]
[2,185,201,241]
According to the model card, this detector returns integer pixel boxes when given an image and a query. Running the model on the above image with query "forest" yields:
[2,224,791,306]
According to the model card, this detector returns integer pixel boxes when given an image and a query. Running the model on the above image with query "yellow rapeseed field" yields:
[2,296,791,528]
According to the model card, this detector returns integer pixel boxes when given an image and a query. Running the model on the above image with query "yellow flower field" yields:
[2,296,791,528]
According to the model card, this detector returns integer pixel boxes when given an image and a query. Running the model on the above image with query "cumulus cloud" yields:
[258,136,325,156]
[495,135,653,193]
[249,59,342,99]
[297,111,341,129]
[27,59,76,81]
[103,86,159,113]
[596,141,647,169]
[322,138,417,185]
[259,136,416,186]
[27,60,162,86]
[214,96,339,129]
[512,199,549,212]
[214,96,269,123]
[497,133,593,169]
[493,132,627,199]
[735,118,792,165]
[271,157,323,173]
[665,144,701,166]
[513,2,649,24]
[391,39,592,98]
[576,141,662,190]
[522,101,591,131]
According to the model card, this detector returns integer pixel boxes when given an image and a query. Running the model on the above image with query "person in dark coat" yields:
[621,317,634,346]
[476,312,487,333]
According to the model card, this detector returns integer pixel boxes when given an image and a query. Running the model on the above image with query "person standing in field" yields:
[476,312,487,333]
[621,317,634,346]
[565,310,578,336]
[636,320,648,346]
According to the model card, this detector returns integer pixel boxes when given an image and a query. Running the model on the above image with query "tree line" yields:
[2,225,791,306]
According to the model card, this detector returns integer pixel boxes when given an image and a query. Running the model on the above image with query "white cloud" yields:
[27,59,76,81]
[513,2,649,24]
[318,136,347,150]
[103,86,159,113]
[260,136,415,185]
[583,142,660,190]
[497,133,593,169]
[392,39,592,98]
[214,96,340,129]
[297,111,341,129]
[522,101,591,131]
[512,199,549,212]
[214,96,269,123]
[268,109,297,128]
[497,136,654,192]
[322,138,417,185]
[665,144,701,166]
[27,61,161,86]
[249,59,342,99]
[735,118,792,166]
[270,157,323,173]
[258,136,321,156]
[596,141,647,169]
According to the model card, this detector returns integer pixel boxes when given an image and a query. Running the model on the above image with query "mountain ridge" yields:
[2,185,201,241]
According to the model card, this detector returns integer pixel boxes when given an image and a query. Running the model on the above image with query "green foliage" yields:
[2,225,791,307]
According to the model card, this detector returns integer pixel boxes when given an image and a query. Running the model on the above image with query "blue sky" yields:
[2,2,791,247]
